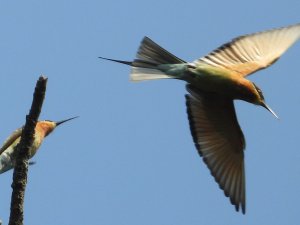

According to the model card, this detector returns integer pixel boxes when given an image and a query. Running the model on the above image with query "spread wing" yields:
[185,84,246,213]
[0,127,22,155]
[194,23,300,76]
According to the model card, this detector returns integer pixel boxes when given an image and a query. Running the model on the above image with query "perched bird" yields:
[99,23,300,213]
[0,117,78,174]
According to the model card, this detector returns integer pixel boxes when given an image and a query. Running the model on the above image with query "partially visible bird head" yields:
[36,116,78,137]
[252,83,279,119]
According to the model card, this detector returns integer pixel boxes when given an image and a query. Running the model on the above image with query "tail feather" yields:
[98,57,133,66]
[130,67,173,82]
[135,37,186,65]
[131,37,186,81]
[99,37,186,82]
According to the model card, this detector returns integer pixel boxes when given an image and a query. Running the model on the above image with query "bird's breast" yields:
[185,65,254,100]
[29,135,44,157]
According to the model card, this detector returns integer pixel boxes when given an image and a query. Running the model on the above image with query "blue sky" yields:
[0,0,299,224]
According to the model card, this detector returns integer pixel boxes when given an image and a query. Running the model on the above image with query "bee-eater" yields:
[0,117,78,174]
[99,23,300,213]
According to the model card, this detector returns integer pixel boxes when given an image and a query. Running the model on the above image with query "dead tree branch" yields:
[8,76,48,225]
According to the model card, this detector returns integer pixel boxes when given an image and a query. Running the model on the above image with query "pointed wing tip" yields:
[242,205,246,214]
[234,203,246,214]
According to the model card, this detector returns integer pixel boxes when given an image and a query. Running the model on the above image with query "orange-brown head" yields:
[35,116,79,139]
[240,81,278,119]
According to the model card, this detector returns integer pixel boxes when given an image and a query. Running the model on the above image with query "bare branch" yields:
[8,76,48,225]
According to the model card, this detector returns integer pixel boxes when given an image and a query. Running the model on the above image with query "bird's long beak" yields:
[261,103,279,119]
[56,116,79,126]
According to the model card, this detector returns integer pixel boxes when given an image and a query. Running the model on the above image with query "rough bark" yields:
[8,76,48,225]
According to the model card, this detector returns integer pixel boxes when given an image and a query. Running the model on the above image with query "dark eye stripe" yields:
[252,83,264,100]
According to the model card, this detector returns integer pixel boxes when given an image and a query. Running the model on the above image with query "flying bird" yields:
[0,117,78,174]
[99,23,300,214]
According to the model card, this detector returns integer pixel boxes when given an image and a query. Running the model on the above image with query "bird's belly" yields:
[0,147,15,174]
[184,71,242,98]
[29,138,42,157]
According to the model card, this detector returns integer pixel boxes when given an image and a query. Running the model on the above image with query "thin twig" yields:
[8,76,48,225]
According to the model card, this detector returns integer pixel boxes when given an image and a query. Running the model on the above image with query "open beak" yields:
[56,116,79,126]
[261,103,279,119]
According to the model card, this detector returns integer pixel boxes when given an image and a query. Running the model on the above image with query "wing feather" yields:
[185,84,246,213]
[0,128,22,155]
[194,23,300,76]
